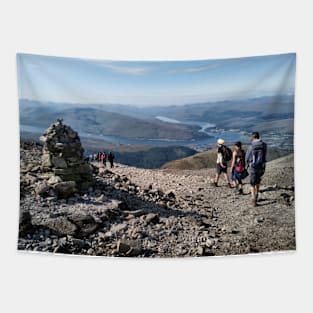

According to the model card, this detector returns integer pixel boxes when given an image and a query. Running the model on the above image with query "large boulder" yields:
[54,181,77,198]
[38,217,78,236]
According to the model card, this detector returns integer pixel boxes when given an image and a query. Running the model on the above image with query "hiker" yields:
[97,152,102,166]
[245,132,267,206]
[108,151,115,168]
[102,151,107,167]
[213,138,232,187]
[230,141,247,194]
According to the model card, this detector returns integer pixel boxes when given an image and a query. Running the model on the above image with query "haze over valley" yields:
[20,94,294,168]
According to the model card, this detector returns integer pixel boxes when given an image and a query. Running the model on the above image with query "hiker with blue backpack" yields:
[213,138,232,188]
[245,132,267,206]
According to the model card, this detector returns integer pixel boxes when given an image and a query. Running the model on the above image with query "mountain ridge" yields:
[162,146,290,170]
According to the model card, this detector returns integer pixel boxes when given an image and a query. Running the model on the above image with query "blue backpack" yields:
[251,145,265,169]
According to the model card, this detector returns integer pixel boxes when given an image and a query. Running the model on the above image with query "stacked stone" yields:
[40,119,93,192]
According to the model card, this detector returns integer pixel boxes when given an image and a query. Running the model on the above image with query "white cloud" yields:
[168,63,221,74]
[103,63,150,75]
[167,59,241,74]
[87,60,151,75]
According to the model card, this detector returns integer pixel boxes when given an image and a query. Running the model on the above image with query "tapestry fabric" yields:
[17,53,296,257]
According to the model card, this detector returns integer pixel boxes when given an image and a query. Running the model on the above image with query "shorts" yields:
[249,168,265,186]
[216,163,227,174]
[232,170,242,184]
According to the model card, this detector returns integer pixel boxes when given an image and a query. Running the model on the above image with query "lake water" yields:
[155,116,247,146]
[20,118,247,149]
[155,116,216,135]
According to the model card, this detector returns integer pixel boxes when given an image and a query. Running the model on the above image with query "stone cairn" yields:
[40,119,94,193]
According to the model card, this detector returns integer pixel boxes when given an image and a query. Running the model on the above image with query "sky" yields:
[17,53,296,106]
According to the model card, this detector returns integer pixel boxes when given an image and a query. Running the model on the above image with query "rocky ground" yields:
[18,142,296,257]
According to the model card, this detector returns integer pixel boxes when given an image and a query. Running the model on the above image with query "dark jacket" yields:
[108,152,114,162]
[245,139,267,167]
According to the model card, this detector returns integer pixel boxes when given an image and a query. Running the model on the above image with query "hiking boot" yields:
[212,182,218,187]
[228,183,232,188]
[238,188,243,195]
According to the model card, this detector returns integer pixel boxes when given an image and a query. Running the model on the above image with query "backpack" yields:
[251,145,265,169]
[235,150,245,173]
[221,145,232,162]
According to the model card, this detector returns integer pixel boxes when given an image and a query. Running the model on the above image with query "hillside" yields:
[19,141,295,257]
[83,141,198,169]
[162,146,289,170]
[142,94,294,132]
[20,100,208,141]
[113,146,197,169]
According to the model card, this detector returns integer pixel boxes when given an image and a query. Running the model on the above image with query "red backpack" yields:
[235,150,245,173]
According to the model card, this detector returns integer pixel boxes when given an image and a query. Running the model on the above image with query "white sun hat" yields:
[217,138,225,145]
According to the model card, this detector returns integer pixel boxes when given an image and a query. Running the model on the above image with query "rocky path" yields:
[18,142,295,257]
[106,159,296,255]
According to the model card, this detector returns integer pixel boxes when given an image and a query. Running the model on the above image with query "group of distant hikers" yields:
[213,131,267,207]
[86,151,115,168]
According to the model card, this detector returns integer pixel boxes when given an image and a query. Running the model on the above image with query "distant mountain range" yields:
[19,99,207,141]
[19,95,294,168]
[20,94,294,135]
[140,94,294,132]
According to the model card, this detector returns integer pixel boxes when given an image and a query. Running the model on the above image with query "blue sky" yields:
[17,53,296,106]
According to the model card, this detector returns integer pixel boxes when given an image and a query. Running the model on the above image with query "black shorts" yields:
[249,168,264,186]
[216,163,227,174]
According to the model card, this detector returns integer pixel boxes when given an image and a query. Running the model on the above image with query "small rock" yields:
[165,190,176,199]
[69,214,99,236]
[99,231,113,240]
[123,209,144,217]
[35,181,50,197]
[145,213,159,224]
[201,218,211,227]
[205,239,214,248]
[116,239,142,257]
[47,175,62,186]
[87,248,94,255]
[110,199,128,210]
[30,165,40,172]
[110,223,127,234]
[71,238,87,249]
[255,217,264,223]
[96,194,107,202]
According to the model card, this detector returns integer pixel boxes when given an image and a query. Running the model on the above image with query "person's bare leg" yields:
[255,184,260,201]
[238,182,243,194]
[214,173,220,185]
[250,186,257,205]
[224,173,231,186]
